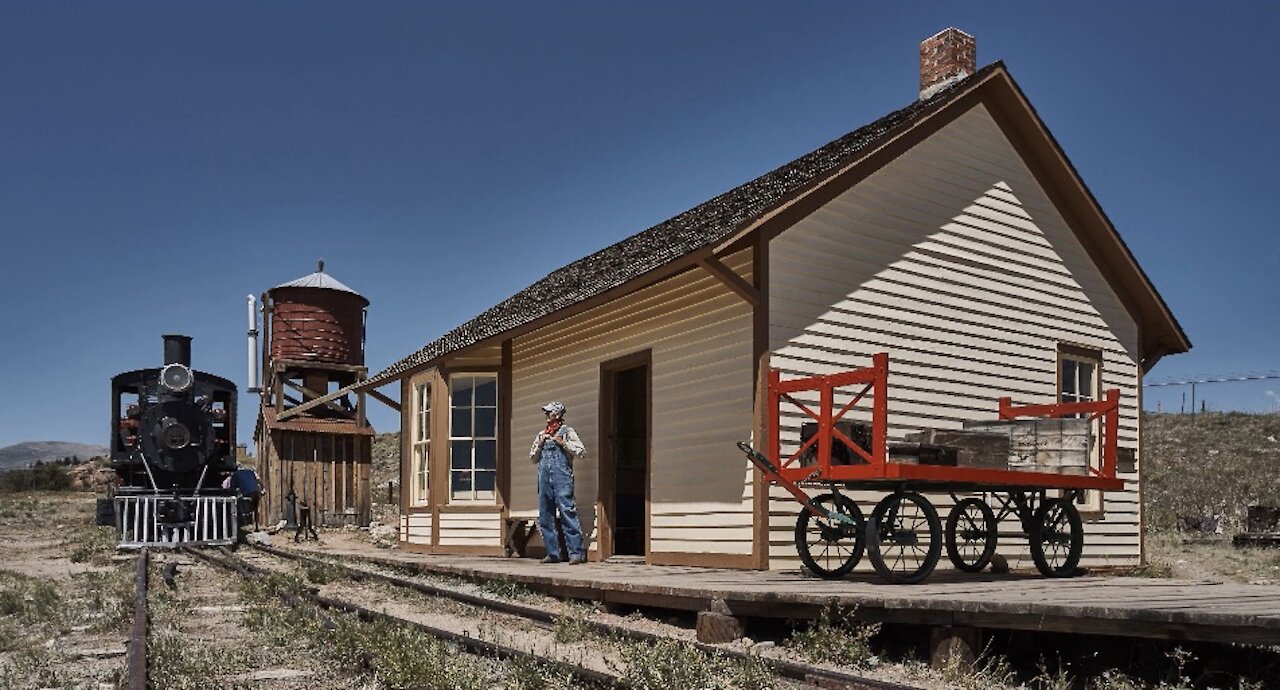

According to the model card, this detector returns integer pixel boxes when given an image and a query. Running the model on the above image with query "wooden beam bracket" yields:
[697,256,761,307]
[368,389,401,412]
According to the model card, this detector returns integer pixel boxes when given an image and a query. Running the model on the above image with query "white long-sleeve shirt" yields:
[529,425,586,461]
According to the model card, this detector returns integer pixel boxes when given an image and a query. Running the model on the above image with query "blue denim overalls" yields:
[537,428,585,562]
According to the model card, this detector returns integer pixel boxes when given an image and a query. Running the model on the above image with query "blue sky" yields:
[1,2,1276,449]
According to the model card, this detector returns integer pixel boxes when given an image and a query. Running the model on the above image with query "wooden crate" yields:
[902,429,1010,469]
[961,418,1091,475]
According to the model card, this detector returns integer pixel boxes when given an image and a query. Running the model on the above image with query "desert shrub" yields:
[788,605,879,668]
[552,602,594,644]
[617,637,773,690]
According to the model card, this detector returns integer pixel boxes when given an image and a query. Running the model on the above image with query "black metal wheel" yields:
[795,493,865,579]
[1029,497,1084,577]
[945,497,998,572]
[867,491,942,584]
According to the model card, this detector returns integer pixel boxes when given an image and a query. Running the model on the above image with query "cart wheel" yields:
[795,493,865,578]
[867,492,942,584]
[1030,497,1083,577]
[945,498,997,573]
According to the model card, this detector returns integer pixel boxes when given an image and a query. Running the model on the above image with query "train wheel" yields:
[795,493,865,579]
[1030,497,1083,577]
[867,492,942,584]
[945,497,997,572]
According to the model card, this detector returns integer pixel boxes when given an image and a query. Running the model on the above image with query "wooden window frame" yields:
[411,382,431,506]
[1057,343,1104,515]
[447,372,499,503]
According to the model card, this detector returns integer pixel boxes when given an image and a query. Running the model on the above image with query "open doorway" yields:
[599,351,650,559]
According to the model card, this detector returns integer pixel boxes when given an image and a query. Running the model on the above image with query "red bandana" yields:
[544,419,563,437]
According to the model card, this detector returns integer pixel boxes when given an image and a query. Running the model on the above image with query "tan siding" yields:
[436,511,501,547]
[404,512,432,545]
[768,104,1143,571]
[508,250,755,557]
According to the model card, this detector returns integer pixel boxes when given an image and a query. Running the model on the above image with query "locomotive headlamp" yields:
[159,363,194,393]
[159,418,192,450]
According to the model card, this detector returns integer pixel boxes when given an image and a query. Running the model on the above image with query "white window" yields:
[412,382,431,505]
[449,374,498,501]
[1059,345,1102,512]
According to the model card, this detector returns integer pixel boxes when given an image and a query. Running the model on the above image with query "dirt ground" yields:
[0,493,131,689]
[1143,531,1280,585]
[3,492,1277,690]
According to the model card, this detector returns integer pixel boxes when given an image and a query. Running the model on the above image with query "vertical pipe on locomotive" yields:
[246,294,259,393]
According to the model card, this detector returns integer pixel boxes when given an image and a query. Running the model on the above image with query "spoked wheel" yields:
[945,497,998,573]
[795,493,865,578]
[1029,497,1084,577]
[867,491,942,584]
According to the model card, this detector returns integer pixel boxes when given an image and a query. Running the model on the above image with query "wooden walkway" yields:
[281,541,1280,646]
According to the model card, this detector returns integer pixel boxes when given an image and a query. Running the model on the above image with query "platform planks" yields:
[283,541,1280,646]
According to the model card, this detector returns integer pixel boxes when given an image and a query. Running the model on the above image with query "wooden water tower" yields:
[254,261,374,527]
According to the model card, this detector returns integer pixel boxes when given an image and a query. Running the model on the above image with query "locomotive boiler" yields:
[108,335,257,547]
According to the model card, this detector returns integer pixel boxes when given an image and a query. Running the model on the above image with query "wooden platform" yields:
[280,540,1280,646]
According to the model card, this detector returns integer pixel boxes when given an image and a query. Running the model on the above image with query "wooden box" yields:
[962,418,1091,475]
[902,429,1010,470]
[888,443,959,466]
[798,420,871,466]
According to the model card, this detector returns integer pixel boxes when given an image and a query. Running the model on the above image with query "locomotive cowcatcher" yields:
[107,335,256,548]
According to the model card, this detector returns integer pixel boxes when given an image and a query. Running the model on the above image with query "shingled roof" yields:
[370,63,1005,386]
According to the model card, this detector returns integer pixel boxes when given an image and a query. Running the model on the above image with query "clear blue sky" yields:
[1,2,1276,449]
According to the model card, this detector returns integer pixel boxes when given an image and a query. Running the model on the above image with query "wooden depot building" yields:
[357,30,1189,571]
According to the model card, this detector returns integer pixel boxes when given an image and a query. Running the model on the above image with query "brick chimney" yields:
[919,28,976,100]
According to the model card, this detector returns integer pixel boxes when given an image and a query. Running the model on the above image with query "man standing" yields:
[530,401,587,564]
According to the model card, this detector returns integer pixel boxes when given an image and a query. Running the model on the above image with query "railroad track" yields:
[185,545,626,688]
[125,548,149,690]
[245,542,923,690]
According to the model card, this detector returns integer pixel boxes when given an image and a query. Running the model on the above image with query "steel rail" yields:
[185,546,624,689]
[250,543,924,690]
[125,548,149,690]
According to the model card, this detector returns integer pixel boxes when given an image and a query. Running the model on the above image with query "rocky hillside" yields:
[0,441,108,472]
[372,432,400,488]
[1143,411,1280,533]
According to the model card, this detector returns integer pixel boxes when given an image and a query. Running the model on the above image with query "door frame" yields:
[596,349,652,561]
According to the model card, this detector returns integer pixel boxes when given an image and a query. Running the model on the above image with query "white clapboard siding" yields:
[768,103,1144,570]
[509,249,755,557]
[436,511,501,547]
[403,512,433,546]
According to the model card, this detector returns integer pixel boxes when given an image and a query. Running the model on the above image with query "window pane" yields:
[451,441,472,470]
[451,471,471,495]
[475,440,497,470]
[474,377,497,406]
[475,407,497,437]
[1061,360,1077,396]
[451,376,474,407]
[452,408,471,437]
[475,470,495,493]
[1078,363,1095,400]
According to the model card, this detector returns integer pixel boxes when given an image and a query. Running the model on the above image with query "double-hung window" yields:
[1058,344,1102,512]
[449,374,498,501]
[412,383,431,505]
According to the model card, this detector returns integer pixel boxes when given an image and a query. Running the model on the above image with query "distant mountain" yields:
[0,441,109,471]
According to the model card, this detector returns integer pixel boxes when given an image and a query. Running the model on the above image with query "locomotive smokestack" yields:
[163,334,192,367]
[246,295,260,393]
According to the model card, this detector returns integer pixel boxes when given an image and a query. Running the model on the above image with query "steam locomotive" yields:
[106,335,258,548]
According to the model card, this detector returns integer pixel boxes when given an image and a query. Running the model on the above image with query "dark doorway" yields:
[600,352,650,559]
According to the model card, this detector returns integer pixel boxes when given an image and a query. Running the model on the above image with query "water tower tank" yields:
[268,261,368,366]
